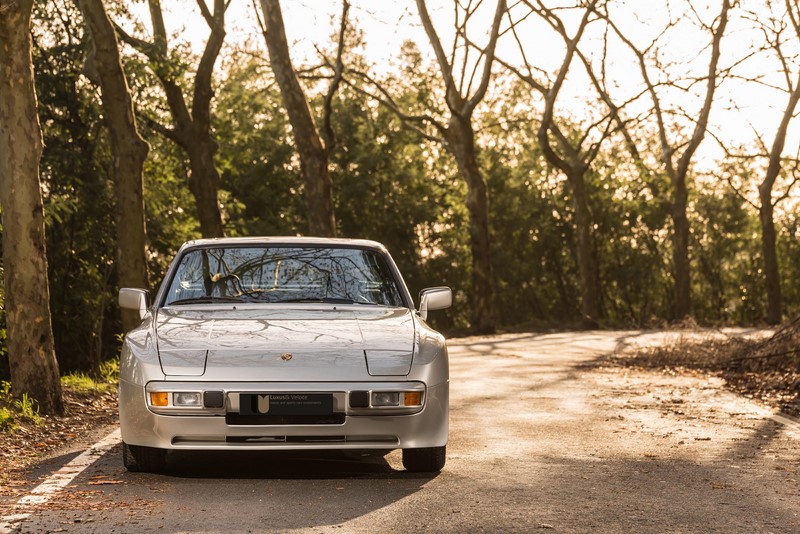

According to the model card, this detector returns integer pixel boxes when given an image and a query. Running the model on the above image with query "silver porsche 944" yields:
[118,237,452,473]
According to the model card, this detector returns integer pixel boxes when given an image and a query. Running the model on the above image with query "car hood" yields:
[154,306,416,379]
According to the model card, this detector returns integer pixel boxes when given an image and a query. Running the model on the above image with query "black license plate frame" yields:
[239,393,333,416]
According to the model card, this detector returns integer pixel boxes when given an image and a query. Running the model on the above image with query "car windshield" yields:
[163,246,405,307]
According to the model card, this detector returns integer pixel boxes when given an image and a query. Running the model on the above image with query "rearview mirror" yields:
[418,287,452,320]
[119,288,149,320]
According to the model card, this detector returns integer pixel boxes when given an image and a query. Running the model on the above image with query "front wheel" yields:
[122,441,167,473]
[402,445,446,472]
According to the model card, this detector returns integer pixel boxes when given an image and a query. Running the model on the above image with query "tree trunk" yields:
[665,0,730,321]
[446,115,495,334]
[567,171,600,328]
[756,81,800,325]
[759,189,781,325]
[79,0,150,332]
[261,0,336,237]
[186,137,225,238]
[114,0,228,240]
[0,1,64,415]
[671,177,691,319]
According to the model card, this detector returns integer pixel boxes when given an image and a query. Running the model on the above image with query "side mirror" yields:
[419,287,452,320]
[119,288,149,320]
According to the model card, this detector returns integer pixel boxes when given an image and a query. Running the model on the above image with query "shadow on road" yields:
[157,448,436,481]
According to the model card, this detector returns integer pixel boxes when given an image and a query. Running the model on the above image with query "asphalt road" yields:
[3,331,799,533]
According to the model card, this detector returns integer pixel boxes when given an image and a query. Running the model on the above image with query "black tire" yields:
[122,441,167,473]
[402,445,446,472]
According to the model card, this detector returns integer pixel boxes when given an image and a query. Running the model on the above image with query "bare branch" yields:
[252,0,267,35]
[112,21,156,60]
[192,0,228,131]
[346,69,446,136]
[320,0,349,155]
[416,0,457,106]
[600,8,677,176]
[718,163,758,209]
[464,0,506,114]
[584,115,616,165]
[674,0,731,179]
[147,0,168,55]
[136,110,181,144]
[341,77,444,144]
[196,0,222,33]
[532,0,597,175]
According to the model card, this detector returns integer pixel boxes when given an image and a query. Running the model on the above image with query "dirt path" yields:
[442,331,799,532]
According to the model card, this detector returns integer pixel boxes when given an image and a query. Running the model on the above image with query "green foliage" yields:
[141,134,202,281]
[332,84,462,292]
[0,382,41,433]
[691,182,762,323]
[0,382,12,431]
[214,53,305,237]
[14,394,41,423]
[60,357,118,394]
[333,52,471,330]
[482,83,580,325]
[590,146,672,324]
[777,213,800,319]
[0,407,16,433]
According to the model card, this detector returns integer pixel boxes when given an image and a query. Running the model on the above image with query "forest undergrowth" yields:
[609,319,800,418]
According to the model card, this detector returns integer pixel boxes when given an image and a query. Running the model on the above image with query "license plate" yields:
[239,393,333,416]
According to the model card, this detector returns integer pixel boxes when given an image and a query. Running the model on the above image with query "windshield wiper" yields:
[275,297,381,305]
[167,296,246,305]
[275,297,355,304]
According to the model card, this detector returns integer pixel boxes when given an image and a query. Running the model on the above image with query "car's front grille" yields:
[225,413,346,426]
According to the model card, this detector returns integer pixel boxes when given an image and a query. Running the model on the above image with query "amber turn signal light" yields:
[150,392,169,407]
[403,392,422,406]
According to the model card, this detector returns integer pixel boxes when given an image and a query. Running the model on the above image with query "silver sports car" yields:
[118,237,452,473]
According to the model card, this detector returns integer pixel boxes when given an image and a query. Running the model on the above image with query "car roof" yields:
[179,236,388,252]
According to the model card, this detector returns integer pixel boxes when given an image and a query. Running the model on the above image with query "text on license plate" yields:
[239,393,333,416]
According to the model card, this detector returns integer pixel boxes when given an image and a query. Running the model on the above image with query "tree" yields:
[33,0,119,373]
[479,78,581,324]
[348,0,505,333]
[415,0,505,333]
[604,0,732,319]
[115,0,228,238]
[0,0,64,414]
[744,0,800,324]
[79,0,150,333]
[501,0,607,326]
[257,0,342,237]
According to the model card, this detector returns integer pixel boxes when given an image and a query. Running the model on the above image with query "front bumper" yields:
[119,379,448,450]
